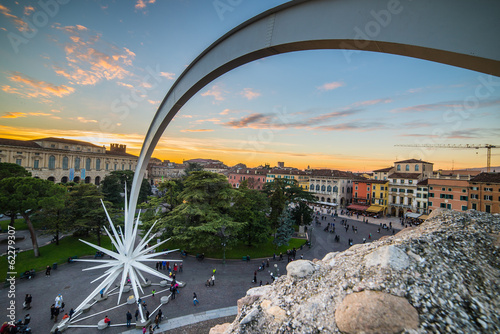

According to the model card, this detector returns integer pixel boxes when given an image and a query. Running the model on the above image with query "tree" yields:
[273,206,295,248]
[158,179,184,210]
[0,163,31,227]
[291,201,314,226]
[160,171,244,250]
[0,177,65,257]
[66,183,111,246]
[231,180,270,246]
[264,179,287,232]
[183,162,204,177]
[31,191,69,246]
[101,171,151,208]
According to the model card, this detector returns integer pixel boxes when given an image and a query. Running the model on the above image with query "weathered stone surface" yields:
[286,260,318,278]
[335,291,419,334]
[322,252,339,266]
[365,245,409,270]
[246,285,272,296]
[209,323,231,334]
[237,295,260,313]
[224,211,500,333]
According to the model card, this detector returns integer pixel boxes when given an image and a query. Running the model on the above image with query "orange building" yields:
[428,177,470,213]
[468,173,500,213]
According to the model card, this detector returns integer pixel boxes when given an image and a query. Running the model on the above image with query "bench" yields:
[20,270,35,280]
[242,256,250,262]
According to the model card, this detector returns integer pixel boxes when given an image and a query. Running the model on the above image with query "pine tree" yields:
[273,206,295,248]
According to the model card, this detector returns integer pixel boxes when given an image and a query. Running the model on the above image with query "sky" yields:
[0,0,499,172]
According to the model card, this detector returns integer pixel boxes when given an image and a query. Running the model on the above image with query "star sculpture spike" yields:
[71,185,182,323]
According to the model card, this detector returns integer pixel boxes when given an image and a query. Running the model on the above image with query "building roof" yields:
[417,179,429,186]
[372,167,393,173]
[268,168,307,176]
[394,159,433,164]
[310,169,359,178]
[388,172,421,179]
[105,150,137,158]
[470,172,500,184]
[34,137,102,148]
[0,138,42,148]
[354,179,388,184]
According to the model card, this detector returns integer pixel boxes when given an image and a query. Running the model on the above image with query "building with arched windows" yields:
[0,137,138,185]
[308,169,360,208]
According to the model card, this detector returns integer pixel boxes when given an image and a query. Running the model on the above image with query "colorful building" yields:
[309,169,358,208]
[428,176,471,213]
[265,169,309,190]
[228,168,267,190]
[468,173,500,213]
[351,180,388,215]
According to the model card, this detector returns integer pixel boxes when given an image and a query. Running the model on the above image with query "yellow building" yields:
[265,169,310,190]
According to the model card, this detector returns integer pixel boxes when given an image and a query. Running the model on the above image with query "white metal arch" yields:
[128,0,500,214]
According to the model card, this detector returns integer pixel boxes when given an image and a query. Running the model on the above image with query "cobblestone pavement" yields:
[0,213,400,333]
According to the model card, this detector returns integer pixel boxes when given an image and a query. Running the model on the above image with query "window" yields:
[355,192,358,198]
[106,163,109,171]
[442,188,446,191]
[355,186,358,190]
[327,185,331,192]
[49,156,55,169]
[315,185,320,191]
[373,192,376,198]
[405,164,409,171]
[64,145,69,149]
[75,157,80,170]
[440,194,446,199]
[62,157,68,170]
[51,144,55,148]
[484,195,493,201]
[472,186,479,190]
[16,151,22,154]
[367,187,370,192]
[416,193,421,198]
[462,189,467,193]
[429,193,435,197]
[397,165,401,171]
[409,180,413,184]
[485,187,493,192]
[321,185,326,191]
[485,205,491,213]
[430,186,433,190]
[86,158,91,171]
[448,188,452,192]
[471,194,478,199]
[34,153,40,156]
[440,203,446,208]
[461,206,467,211]
[16,159,22,166]
[472,203,477,210]
[415,164,419,171]
[34,160,39,169]
[429,201,433,207]
[447,204,452,209]
[407,189,414,194]
[114,164,117,171]
[366,194,370,199]
[460,196,468,201]
[391,188,397,192]
[129,164,132,170]
[373,185,376,190]
[96,159,101,171]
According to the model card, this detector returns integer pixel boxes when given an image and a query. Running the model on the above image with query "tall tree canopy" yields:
[0,177,65,257]
[160,171,244,250]
[101,170,151,208]
[230,180,270,246]
[0,163,31,226]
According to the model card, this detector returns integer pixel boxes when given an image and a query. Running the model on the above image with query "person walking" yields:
[193,293,199,306]
[46,265,51,276]
[126,311,132,328]
[50,304,55,320]
[153,314,160,330]
[24,294,32,309]
[151,289,156,297]
[142,326,147,334]
[179,262,183,272]
[211,274,215,286]
[135,309,139,321]
[148,325,154,334]
[69,308,75,320]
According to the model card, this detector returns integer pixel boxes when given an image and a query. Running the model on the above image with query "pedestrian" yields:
[135,309,139,321]
[46,265,51,276]
[158,309,163,322]
[53,306,60,322]
[146,310,150,320]
[126,311,132,328]
[69,308,75,320]
[23,314,31,326]
[213,268,216,275]
[153,314,160,329]
[179,262,183,272]
[24,294,32,309]
[253,272,257,283]
[155,262,160,270]
[193,292,199,306]
[152,289,156,297]
[142,326,147,334]
[205,279,211,287]
[104,315,111,327]
[149,325,154,334]
[62,313,69,320]
[170,284,176,299]
[211,274,215,286]
[50,304,55,320]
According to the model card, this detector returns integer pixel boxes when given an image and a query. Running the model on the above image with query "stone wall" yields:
[213,209,500,333]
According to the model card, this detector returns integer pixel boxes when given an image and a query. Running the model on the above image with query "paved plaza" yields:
[0,213,401,333]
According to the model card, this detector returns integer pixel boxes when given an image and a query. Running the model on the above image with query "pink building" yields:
[228,168,267,190]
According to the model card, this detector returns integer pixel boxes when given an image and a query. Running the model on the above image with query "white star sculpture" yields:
[72,190,179,322]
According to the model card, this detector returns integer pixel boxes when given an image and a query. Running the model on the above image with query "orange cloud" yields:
[317,81,344,92]
[4,72,75,99]
[1,112,28,119]
[23,6,35,16]
[180,129,214,133]
[160,72,175,80]
[0,3,28,31]
[74,117,98,123]
[241,88,261,100]
[201,85,226,103]
[135,0,156,10]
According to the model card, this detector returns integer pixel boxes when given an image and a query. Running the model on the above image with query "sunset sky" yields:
[1,0,499,172]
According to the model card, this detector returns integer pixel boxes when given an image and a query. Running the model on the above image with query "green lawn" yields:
[0,218,28,232]
[1,235,111,281]
[162,237,307,260]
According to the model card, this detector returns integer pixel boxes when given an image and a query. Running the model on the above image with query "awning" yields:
[347,204,369,211]
[405,212,422,219]
[366,205,384,213]
[419,214,429,220]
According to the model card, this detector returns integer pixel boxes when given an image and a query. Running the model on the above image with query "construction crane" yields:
[395,144,499,172]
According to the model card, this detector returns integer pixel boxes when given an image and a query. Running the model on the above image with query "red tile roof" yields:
[388,173,421,179]
[394,159,433,164]
[0,138,42,148]
[372,167,393,172]
[34,137,102,148]
[469,172,500,183]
